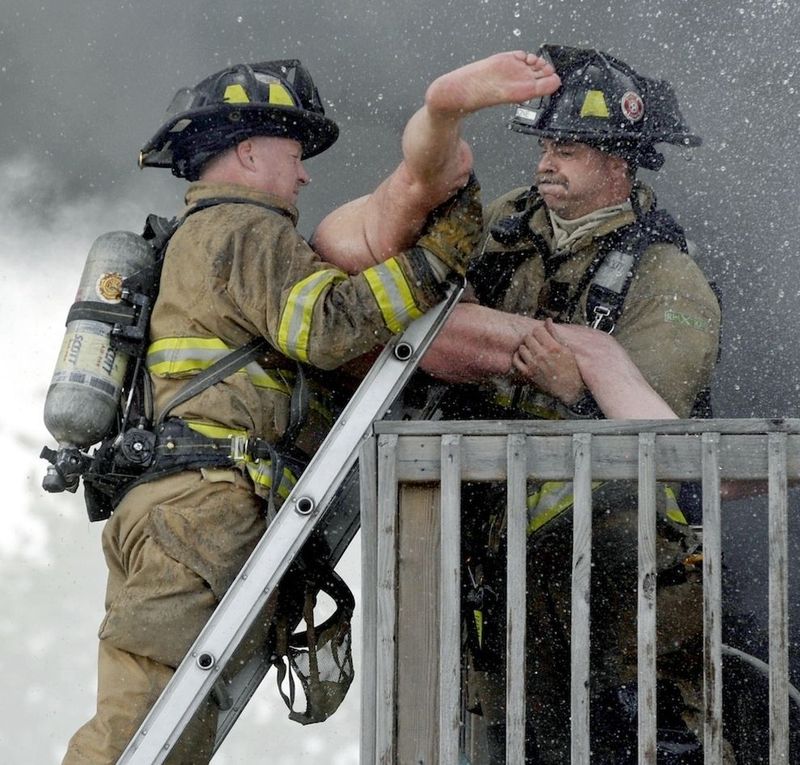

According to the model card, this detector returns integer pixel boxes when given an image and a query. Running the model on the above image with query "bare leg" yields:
[313,51,560,272]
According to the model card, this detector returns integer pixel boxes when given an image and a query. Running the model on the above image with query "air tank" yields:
[43,230,154,449]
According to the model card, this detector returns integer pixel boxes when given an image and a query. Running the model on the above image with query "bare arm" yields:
[420,301,540,382]
[532,321,678,418]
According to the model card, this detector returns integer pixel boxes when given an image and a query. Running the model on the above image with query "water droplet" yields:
[512,28,522,36]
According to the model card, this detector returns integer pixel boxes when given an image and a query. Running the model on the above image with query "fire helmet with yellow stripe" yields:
[511,45,700,171]
[139,59,339,180]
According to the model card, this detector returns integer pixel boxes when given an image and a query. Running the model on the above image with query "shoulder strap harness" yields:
[80,198,305,520]
[471,187,688,336]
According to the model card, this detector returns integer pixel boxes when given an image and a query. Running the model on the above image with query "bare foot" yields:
[425,50,561,116]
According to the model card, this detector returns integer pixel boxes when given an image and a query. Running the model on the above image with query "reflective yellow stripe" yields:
[243,361,293,395]
[223,82,296,107]
[268,82,295,106]
[147,336,292,394]
[493,392,561,420]
[277,269,347,363]
[473,610,484,648]
[245,461,297,500]
[224,84,250,103]
[527,481,688,535]
[362,259,423,333]
[527,480,604,534]
[580,89,610,118]
[184,420,247,439]
[665,485,688,525]
[184,420,297,500]
[148,336,230,376]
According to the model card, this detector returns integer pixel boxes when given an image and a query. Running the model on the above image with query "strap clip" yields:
[590,304,616,333]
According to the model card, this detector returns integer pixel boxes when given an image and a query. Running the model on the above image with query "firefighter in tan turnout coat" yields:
[419,45,725,763]
[61,59,483,765]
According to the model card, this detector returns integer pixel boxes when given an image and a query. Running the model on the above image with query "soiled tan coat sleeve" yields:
[609,242,720,418]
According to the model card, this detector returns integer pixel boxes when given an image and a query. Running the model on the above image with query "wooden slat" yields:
[439,435,462,765]
[393,434,800,482]
[506,434,527,763]
[359,437,378,765]
[637,433,658,764]
[376,434,398,764]
[376,417,800,437]
[701,432,724,765]
[396,484,441,763]
[570,433,592,764]
[376,422,796,764]
[768,432,790,762]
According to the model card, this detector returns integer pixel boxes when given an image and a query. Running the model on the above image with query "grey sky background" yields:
[1,0,799,761]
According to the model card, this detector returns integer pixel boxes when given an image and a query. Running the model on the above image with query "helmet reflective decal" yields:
[580,90,610,119]
[268,82,295,106]
[620,91,645,122]
[169,118,192,134]
[223,84,251,104]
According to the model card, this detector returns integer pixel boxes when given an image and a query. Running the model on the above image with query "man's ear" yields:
[606,152,630,181]
[235,139,256,170]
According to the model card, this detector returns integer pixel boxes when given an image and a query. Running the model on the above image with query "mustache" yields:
[535,174,567,188]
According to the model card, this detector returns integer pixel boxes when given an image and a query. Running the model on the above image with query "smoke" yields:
[0,154,139,564]
[0,150,363,762]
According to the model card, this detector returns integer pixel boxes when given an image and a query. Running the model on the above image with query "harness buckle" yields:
[229,434,274,462]
[590,305,616,334]
[229,434,249,462]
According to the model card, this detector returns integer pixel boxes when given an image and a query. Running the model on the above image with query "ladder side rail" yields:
[505,434,528,763]
[118,285,463,764]
[359,436,379,765]
[211,468,363,751]
[439,434,462,764]
[375,433,400,763]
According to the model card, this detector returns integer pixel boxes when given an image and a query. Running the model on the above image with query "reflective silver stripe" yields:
[148,337,230,376]
[363,259,423,333]
[277,269,347,363]
[147,336,291,394]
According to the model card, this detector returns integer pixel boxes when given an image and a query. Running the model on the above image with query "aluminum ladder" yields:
[117,283,463,763]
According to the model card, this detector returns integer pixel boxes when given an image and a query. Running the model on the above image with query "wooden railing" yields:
[357,419,799,764]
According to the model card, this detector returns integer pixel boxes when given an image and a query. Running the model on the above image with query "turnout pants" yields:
[62,468,271,765]
[467,482,736,764]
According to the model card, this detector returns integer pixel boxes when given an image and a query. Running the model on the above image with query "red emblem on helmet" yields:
[620,91,644,122]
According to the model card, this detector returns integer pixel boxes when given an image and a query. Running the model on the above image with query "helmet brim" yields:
[139,102,339,170]
[511,121,702,148]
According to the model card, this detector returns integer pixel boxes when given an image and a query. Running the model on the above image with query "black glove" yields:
[416,174,483,277]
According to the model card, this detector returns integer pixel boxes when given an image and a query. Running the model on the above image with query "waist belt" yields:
[114,418,307,509]
[154,418,285,464]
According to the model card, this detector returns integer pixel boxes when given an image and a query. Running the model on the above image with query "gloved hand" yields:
[416,174,483,277]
